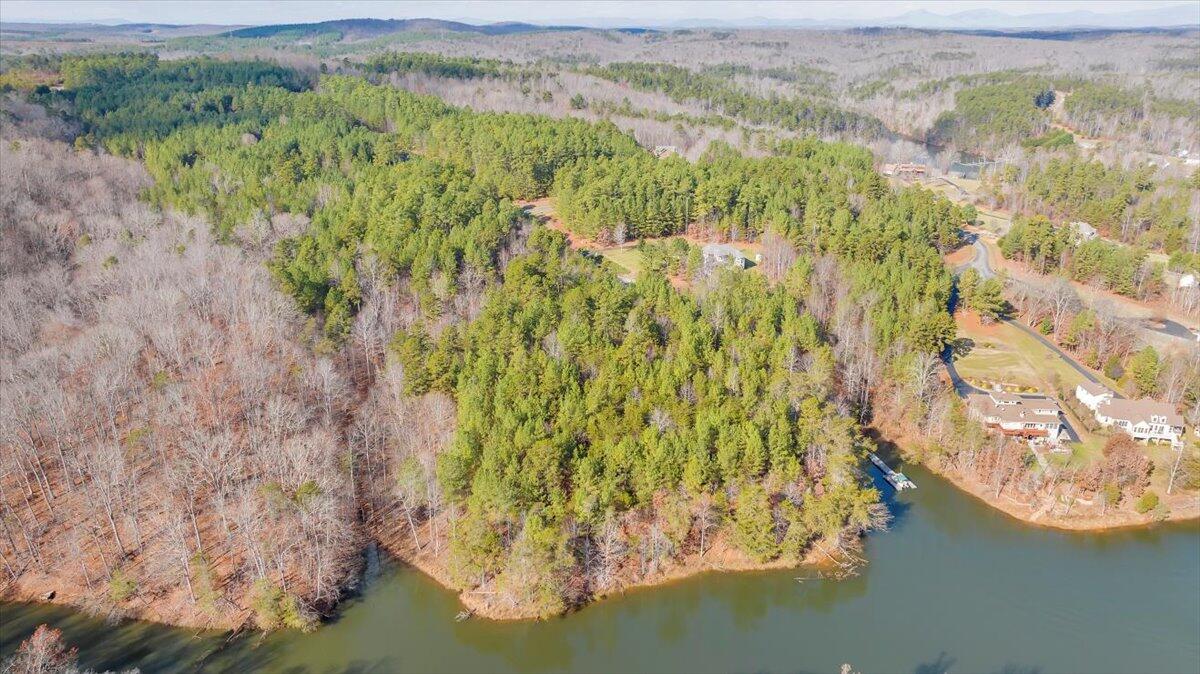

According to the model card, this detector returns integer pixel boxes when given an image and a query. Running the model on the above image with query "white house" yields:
[701,243,747,270]
[1074,381,1114,412]
[1094,398,1185,447]
[1178,273,1196,289]
[966,390,1065,446]
[1070,221,1098,242]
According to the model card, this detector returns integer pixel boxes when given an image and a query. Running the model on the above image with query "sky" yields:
[0,0,1193,26]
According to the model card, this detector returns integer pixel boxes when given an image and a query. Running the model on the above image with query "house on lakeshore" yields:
[1074,381,1115,412]
[966,390,1066,446]
[1093,398,1185,447]
[882,162,927,177]
[701,243,747,271]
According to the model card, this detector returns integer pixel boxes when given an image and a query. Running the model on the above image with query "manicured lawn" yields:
[955,315,1118,393]
[594,237,758,279]
[954,318,1081,391]
[954,337,1038,389]
[956,313,1169,472]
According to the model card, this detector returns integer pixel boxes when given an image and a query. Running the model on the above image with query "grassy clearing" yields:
[954,318,1076,390]
[597,247,642,276]
[955,312,1176,471]
[591,237,759,279]
[954,338,1038,389]
[974,208,1010,236]
[916,176,1010,235]
[957,315,1118,393]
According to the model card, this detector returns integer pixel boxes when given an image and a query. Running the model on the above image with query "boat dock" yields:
[868,453,917,491]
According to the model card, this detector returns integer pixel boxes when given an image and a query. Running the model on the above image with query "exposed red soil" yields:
[955,309,1005,339]
[972,230,1197,329]
[943,245,976,267]
[518,198,763,257]
[927,457,1200,531]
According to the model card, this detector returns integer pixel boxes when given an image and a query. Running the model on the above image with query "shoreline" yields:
[5,438,1197,631]
[5,479,1197,635]
[0,530,846,631]
[926,460,1200,532]
[370,514,846,622]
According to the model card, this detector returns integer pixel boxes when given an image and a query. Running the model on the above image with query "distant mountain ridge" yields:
[222,17,580,40]
[879,5,1199,30]
[4,5,1197,38]
[531,3,1200,30]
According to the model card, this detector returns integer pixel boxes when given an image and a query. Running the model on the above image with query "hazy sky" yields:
[0,0,1193,26]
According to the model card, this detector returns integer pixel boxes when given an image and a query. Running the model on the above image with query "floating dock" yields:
[868,453,917,491]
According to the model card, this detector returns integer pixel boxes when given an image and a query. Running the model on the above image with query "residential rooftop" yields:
[1097,398,1184,428]
[702,243,746,259]
[1077,381,1112,397]
[968,392,1062,424]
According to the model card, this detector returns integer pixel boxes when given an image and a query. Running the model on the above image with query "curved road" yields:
[950,236,1102,386]
[963,233,1196,344]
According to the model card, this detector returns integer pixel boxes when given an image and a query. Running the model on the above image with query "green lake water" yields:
[3,465,1199,674]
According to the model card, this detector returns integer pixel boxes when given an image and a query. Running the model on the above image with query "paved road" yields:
[1009,316,1102,384]
[1148,318,1197,341]
[943,347,984,396]
[962,233,1197,344]
[960,236,993,278]
[950,237,1102,386]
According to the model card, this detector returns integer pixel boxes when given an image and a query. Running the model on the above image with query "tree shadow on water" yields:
[276,660,398,674]
[862,433,915,533]
[914,652,956,674]
[912,652,1042,674]
[992,665,1042,674]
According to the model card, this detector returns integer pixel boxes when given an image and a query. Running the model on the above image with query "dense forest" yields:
[584,61,887,139]
[1,27,1198,670]
[0,53,972,626]
[924,70,1197,155]
[928,74,1056,152]
[987,155,1200,267]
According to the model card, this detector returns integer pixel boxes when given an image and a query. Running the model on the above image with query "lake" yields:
[3,464,1198,674]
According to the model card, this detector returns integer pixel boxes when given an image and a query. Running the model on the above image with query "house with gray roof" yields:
[1094,398,1185,446]
[966,390,1065,446]
[701,243,747,271]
